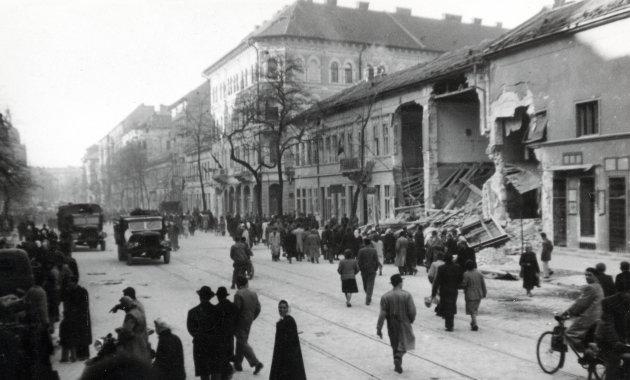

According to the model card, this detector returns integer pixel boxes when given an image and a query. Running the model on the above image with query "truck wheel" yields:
[100,241,106,251]
[117,246,126,261]
[163,250,170,264]
[126,253,134,266]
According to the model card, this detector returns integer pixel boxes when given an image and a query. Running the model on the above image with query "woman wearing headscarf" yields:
[269,300,306,380]
[153,318,186,380]
[519,243,540,297]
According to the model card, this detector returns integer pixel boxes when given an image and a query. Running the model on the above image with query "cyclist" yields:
[561,267,604,352]
[595,280,630,378]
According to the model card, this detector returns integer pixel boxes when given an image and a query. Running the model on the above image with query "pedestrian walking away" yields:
[376,274,416,374]
[269,300,306,380]
[357,237,382,305]
[431,253,463,332]
[59,275,92,362]
[233,276,264,375]
[461,260,487,331]
[338,249,359,307]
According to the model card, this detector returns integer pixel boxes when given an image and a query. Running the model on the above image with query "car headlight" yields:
[128,242,139,249]
[161,240,171,247]
[94,339,104,352]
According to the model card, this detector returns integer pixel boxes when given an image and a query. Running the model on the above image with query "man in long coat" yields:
[395,230,409,275]
[357,237,382,305]
[431,254,463,331]
[187,286,218,380]
[268,227,282,262]
[303,228,321,263]
[60,276,92,362]
[215,286,238,371]
[377,274,416,374]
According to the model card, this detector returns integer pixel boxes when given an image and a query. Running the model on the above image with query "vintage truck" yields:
[114,212,171,265]
[57,203,106,251]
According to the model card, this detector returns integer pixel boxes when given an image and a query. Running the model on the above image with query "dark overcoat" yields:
[431,262,463,316]
[153,330,186,380]
[519,251,540,290]
[59,285,92,348]
[187,302,219,376]
[269,315,306,380]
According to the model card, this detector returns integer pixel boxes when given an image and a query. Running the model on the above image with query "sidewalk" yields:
[479,245,629,288]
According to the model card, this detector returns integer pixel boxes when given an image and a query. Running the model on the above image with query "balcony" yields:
[340,157,359,173]
[212,168,229,184]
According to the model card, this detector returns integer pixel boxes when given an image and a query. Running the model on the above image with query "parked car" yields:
[57,203,106,251]
[114,212,171,265]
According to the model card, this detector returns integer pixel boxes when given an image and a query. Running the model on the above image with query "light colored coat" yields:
[462,269,487,301]
[395,236,408,267]
[377,288,416,351]
[303,231,321,260]
[269,231,282,255]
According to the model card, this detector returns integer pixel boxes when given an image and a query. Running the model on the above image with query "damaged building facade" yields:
[296,0,630,253]
[485,1,630,253]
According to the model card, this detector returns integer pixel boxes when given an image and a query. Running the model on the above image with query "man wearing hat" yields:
[187,286,217,380]
[376,274,417,374]
[153,318,186,380]
[215,286,238,378]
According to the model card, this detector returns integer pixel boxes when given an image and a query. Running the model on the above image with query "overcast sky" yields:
[0,0,553,167]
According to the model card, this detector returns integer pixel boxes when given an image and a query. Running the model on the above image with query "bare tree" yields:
[111,142,149,209]
[342,93,377,223]
[229,55,313,215]
[180,83,219,212]
[0,112,32,223]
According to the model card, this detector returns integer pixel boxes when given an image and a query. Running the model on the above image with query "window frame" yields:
[575,99,600,137]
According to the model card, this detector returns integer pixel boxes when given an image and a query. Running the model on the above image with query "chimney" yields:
[326,0,337,6]
[553,0,566,8]
[473,18,482,25]
[395,7,411,16]
[357,1,369,10]
[444,13,462,23]
[496,22,503,28]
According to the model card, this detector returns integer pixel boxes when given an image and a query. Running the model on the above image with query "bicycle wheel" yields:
[587,361,606,380]
[537,331,565,374]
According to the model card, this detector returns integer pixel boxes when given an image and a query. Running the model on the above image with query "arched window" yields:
[367,65,374,80]
[306,58,321,83]
[330,62,339,83]
[344,63,353,84]
[294,58,305,81]
[267,58,278,79]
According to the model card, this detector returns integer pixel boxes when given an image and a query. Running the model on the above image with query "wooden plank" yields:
[459,177,483,196]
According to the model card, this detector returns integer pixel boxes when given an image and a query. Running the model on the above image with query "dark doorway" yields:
[398,103,423,171]
[553,178,567,246]
[609,177,627,252]
[228,187,235,215]
[269,184,281,216]
[580,177,595,237]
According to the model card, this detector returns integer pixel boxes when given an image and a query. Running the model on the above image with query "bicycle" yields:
[536,315,605,379]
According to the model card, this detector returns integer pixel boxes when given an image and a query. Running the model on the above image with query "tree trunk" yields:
[254,175,263,217]
[276,151,284,215]
[350,185,361,221]
[196,148,207,212]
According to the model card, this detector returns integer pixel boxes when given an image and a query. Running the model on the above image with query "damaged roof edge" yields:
[484,4,630,58]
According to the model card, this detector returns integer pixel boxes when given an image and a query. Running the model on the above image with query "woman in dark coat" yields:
[269,300,306,380]
[337,249,359,307]
[519,243,540,296]
[153,318,186,380]
[60,276,92,361]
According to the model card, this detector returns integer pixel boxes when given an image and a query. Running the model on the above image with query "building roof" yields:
[203,0,506,75]
[486,0,630,54]
[306,43,487,116]
[304,0,630,117]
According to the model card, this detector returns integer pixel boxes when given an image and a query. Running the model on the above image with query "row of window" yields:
[295,184,394,220]
[294,116,395,167]
[211,57,388,103]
